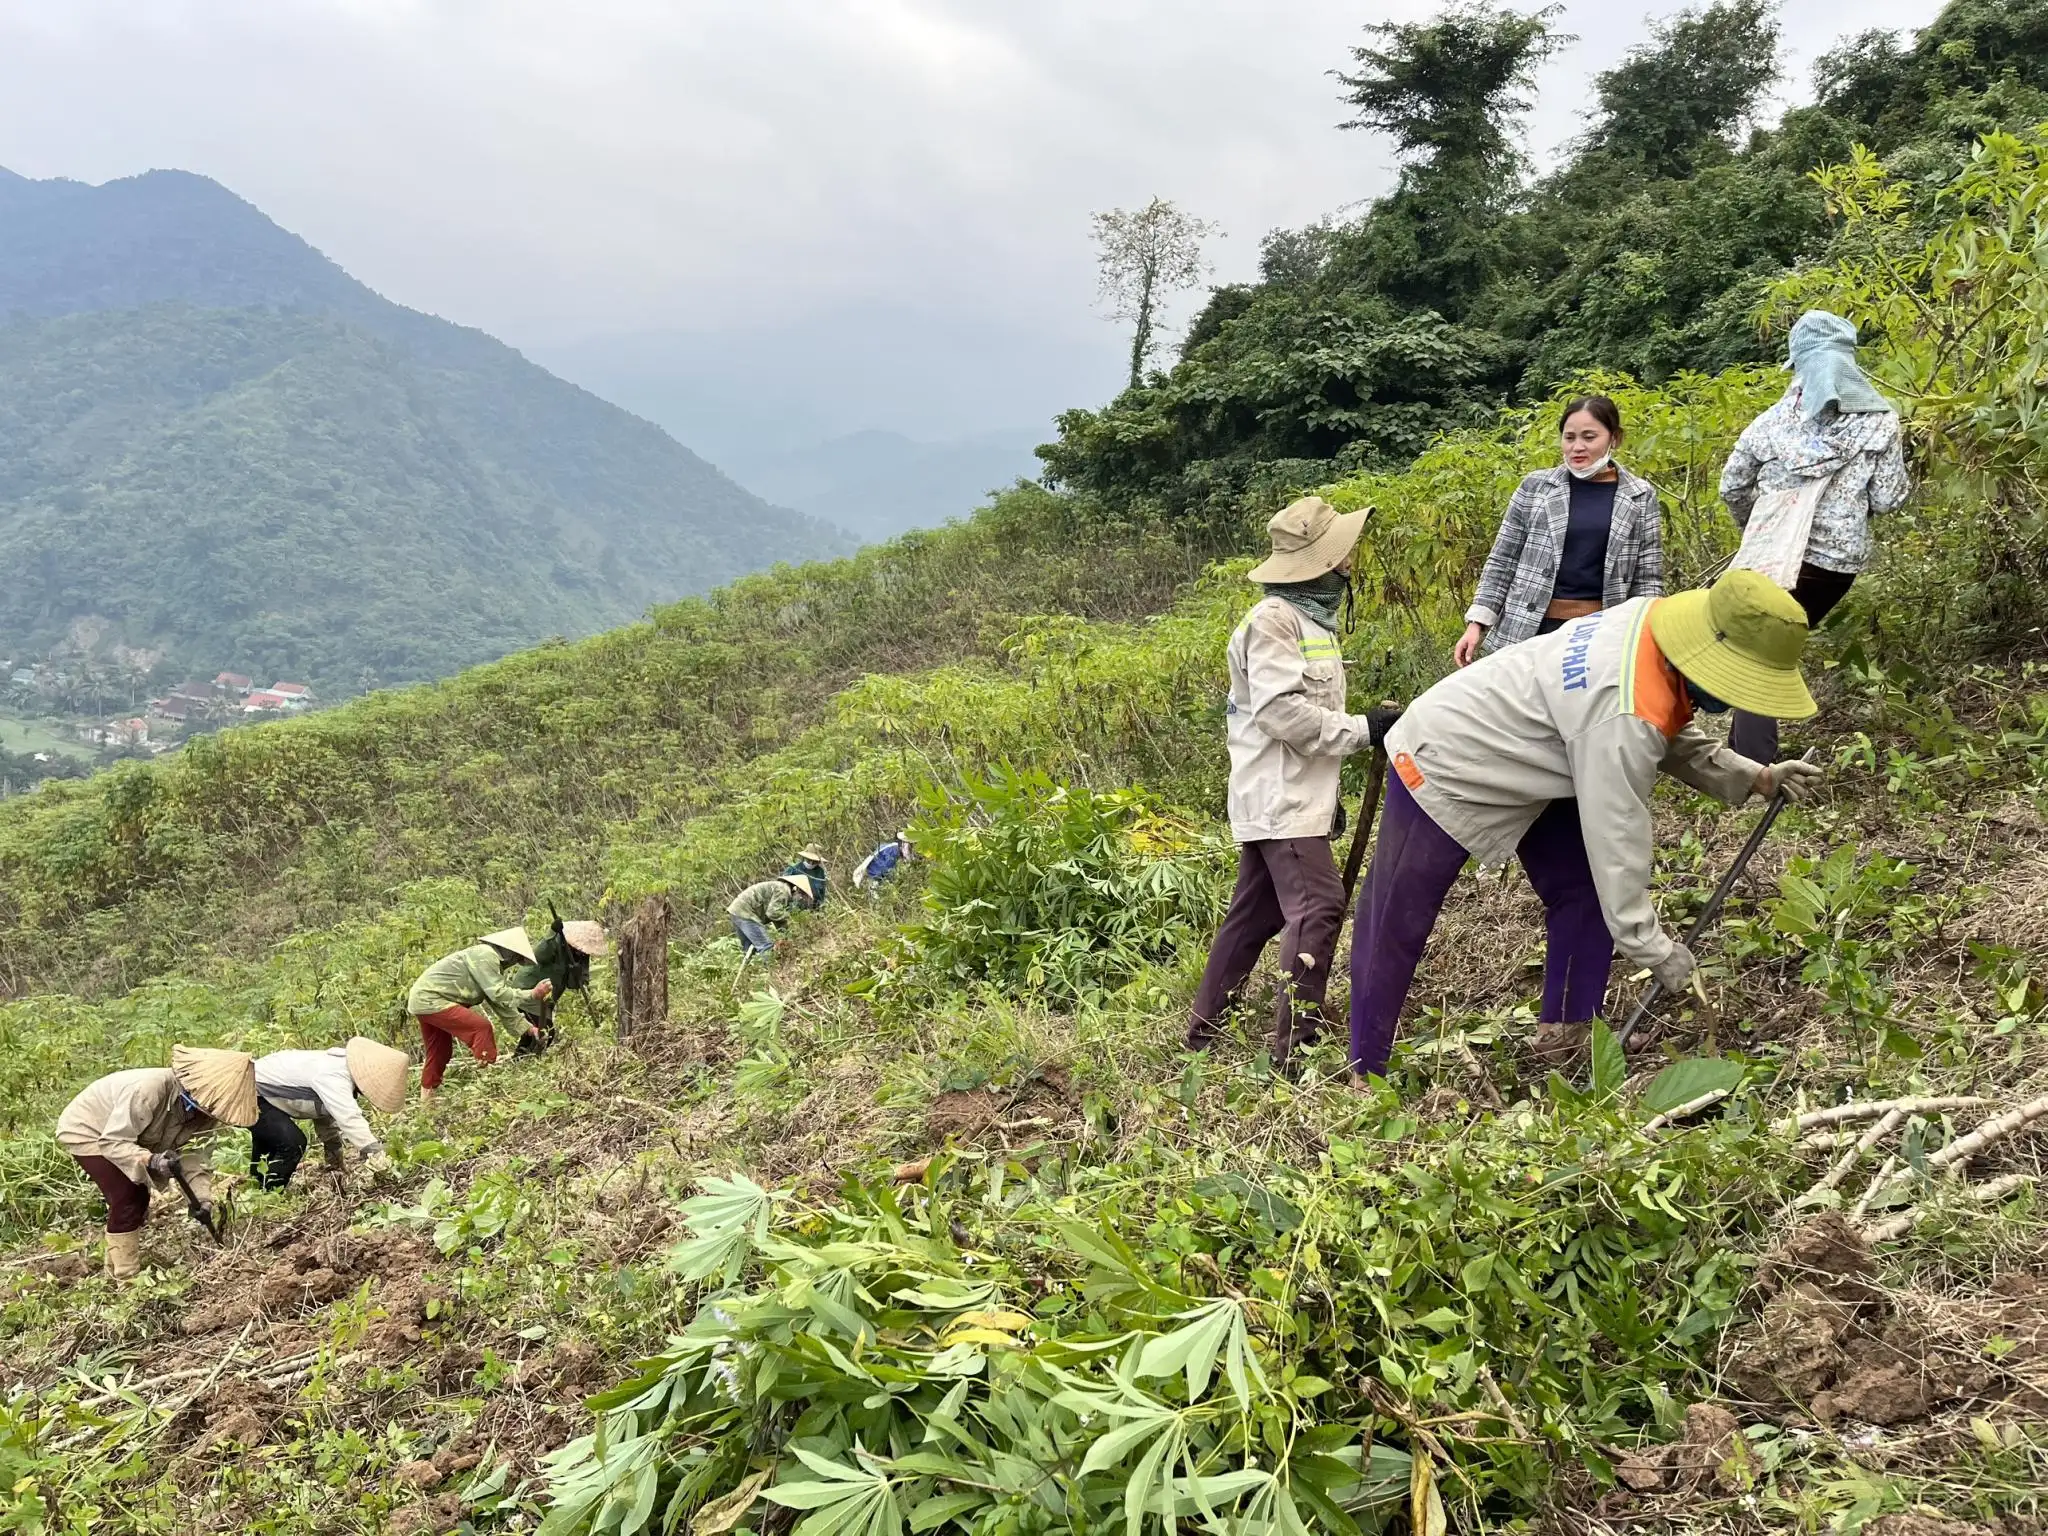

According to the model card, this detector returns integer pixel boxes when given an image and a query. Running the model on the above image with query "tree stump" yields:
[614,895,670,1039]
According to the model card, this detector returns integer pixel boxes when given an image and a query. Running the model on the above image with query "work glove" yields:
[1651,943,1696,995]
[1365,706,1404,746]
[191,1199,216,1230]
[364,1147,394,1177]
[146,1150,178,1184]
[1756,758,1824,803]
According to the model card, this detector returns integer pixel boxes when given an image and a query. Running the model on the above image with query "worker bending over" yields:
[728,874,815,956]
[511,916,610,1057]
[1347,568,1823,1078]
[407,928,553,1103]
[54,1046,259,1279]
[1186,496,1399,1066]
[250,1037,411,1188]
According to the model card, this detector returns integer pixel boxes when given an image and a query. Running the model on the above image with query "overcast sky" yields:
[0,0,1946,445]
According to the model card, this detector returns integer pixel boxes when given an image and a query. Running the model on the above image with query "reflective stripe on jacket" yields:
[1224,597,1377,843]
[1384,597,1759,970]
[54,1068,221,1197]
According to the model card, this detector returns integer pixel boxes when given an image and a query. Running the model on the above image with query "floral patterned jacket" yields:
[1719,386,1910,575]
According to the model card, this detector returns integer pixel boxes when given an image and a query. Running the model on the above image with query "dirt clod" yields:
[1866,1517,1996,1536]
[396,1459,442,1490]
[1815,1363,1936,1426]
[1669,1403,1754,1493]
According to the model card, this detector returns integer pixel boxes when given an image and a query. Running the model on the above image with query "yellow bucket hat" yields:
[345,1036,411,1114]
[1246,496,1373,584]
[1648,569,1817,720]
[170,1045,259,1127]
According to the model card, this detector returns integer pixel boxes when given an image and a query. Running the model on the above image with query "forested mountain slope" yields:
[0,168,852,691]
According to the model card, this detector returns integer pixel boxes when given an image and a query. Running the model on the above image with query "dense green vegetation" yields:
[0,169,852,694]
[2,4,2047,1532]
[1041,0,2048,534]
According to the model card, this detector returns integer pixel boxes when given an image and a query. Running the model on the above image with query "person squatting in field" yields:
[248,1037,411,1188]
[1347,568,1827,1077]
[54,1045,259,1279]
[406,927,555,1103]
[1185,495,1401,1068]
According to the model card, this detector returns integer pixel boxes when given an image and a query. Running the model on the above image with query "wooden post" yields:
[614,895,670,1040]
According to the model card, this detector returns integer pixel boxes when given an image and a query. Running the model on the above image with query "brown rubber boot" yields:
[104,1228,141,1280]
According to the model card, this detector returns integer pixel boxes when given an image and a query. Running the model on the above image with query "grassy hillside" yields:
[0,169,851,693]
[2,119,2046,1534]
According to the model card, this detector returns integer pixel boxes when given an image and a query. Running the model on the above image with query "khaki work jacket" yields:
[54,1068,223,1197]
[1224,598,1377,842]
[1384,597,1761,971]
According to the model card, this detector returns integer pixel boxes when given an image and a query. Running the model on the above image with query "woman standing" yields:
[1446,396,1665,1046]
[1719,310,1909,762]
[1454,395,1664,665]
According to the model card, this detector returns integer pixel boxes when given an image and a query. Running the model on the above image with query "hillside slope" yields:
[0,167,853,690]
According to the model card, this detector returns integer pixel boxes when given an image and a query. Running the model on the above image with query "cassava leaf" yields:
[1641,1056,1745,1115]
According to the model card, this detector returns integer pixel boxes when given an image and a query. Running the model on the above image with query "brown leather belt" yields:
[1544,598,1603,621]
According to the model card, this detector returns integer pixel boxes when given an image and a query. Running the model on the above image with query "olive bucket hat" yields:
[1246,496,1373,584]
[1648,568,1817,720]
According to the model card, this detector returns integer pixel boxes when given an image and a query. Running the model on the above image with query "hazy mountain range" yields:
[0,166,853,693]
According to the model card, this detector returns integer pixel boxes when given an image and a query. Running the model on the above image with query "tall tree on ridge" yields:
[1091,198,1220,390]
[1581,0,1782,181]
[1333,2,1569,309]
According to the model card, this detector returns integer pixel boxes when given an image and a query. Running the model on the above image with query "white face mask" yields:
[1566,453,1613,480]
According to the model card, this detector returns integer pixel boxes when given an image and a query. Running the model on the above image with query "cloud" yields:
[0,0,1947,437]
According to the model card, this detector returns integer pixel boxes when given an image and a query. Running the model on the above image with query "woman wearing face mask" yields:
[1453,395,1665,667]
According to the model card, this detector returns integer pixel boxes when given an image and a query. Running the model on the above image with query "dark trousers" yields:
[74,1154,150,1233]
[1729,563,1856,762]
[1187,836,1345,1062]
[1347,779,1615,1077]
[249,1099,308,1190]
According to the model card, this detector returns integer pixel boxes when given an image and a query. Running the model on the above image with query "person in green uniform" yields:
[511,917,610,1057]
[727,875,815,956]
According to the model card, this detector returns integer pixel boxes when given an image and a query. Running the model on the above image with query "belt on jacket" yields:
[1544,597,1603,621]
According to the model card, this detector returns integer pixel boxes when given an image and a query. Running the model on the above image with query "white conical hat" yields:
[479,926,537,963]
[170,1045,259,1127]
[562,920,610,957]
[345,1036,410,1114]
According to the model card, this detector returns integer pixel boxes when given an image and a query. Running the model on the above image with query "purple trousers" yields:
[1347,777,1613,1077]
[1188,837,1345,1063]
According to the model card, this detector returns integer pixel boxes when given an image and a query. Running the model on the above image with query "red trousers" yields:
[74,1154,150,1232]
[417,1005,499,1089]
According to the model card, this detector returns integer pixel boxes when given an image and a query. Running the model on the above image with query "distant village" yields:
[3,655,318,793]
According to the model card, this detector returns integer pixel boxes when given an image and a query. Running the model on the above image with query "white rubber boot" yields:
[104,1228,141,1280]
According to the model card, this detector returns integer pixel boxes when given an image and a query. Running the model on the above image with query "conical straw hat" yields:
[170,1045,259,1127]
[561,920,610,957]
[345,1037,411,1114]
[479,926,537,963]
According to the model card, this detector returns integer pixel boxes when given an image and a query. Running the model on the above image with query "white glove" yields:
[364,1147,393,1176]
[1756,759,1823,803]
[1652,943,1696,995]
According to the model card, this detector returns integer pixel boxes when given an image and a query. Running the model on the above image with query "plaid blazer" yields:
[1465,465,1664,654]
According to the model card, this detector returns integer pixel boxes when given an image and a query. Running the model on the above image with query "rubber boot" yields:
[419,1087,437,1111]
[104,1228,141,1281]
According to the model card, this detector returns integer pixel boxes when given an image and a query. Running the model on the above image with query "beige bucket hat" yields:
[562,920,610,957]
[479,926,538,963]
[1246,496,1373,584]
[797,846,826,863]
[170,1045,259,1127]
[345,1036,411,1114]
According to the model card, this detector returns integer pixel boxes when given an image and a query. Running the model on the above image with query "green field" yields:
[0,712,90,760]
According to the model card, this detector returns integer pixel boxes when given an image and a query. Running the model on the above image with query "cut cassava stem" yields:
[1778,1096,1994,1136]
[1817,1107,1906,1192]
[1861,1173,2037,1244]
[1643,1088,1732,1133]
